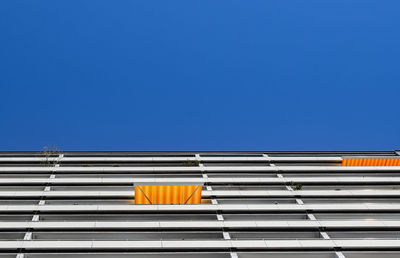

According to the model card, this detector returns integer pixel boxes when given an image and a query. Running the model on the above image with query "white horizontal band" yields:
[0,239,399,250]
[0,156,343,162]
[0,189,399,197]
[1,203,399,212]
[0,166,398,173]
[0,220,398,229]
[0,176,399,184]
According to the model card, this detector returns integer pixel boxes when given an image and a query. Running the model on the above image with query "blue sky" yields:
[0,1,399,151]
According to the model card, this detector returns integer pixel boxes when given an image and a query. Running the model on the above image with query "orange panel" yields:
[191,186,202,204]
[342,158,400,166]
[135,186,150,204]
[135,185,202,205]
[184,185,197,204]
[181,185,189,204]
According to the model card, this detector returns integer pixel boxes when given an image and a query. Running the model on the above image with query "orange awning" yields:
[135,185,202,205]
[342,158,400,166]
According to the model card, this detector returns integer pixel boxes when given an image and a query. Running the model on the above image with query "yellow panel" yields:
[342,158,400,166]
[135,185,202,205]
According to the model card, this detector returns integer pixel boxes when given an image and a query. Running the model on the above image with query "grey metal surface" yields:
[0,150,398,258]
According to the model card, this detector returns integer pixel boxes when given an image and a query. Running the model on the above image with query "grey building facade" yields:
[0,150,399,258]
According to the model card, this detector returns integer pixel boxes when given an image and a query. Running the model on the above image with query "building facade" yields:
[0,150,400,258]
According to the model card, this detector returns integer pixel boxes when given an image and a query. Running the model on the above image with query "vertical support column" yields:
[17,154,62,258]
[223,232,231,240]
[220,211,235,258]
[335,252,346,258]
[198,153,226,241]
[269,153,344,258]
[311,203,346,257]
[195,154,201,162]
[198,154,216,203]
[281,174,293,191]
[307,214,317,221]
[273,153,325,255]
[320,232,330,239]
[269,154,288,192]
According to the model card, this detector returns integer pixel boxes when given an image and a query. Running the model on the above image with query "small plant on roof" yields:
[41,145,62,167]
[290,181,303,191]
[182,160,200,166]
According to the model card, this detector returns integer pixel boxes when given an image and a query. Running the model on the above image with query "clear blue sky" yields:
[0,1,399,151]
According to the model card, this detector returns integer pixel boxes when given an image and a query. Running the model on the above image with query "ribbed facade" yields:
[0,150,400,258]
